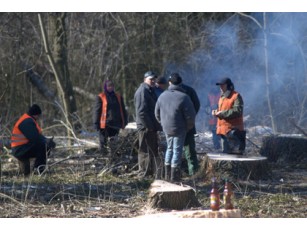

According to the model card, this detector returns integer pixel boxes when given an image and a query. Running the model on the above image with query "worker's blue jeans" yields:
[164,132,186,168]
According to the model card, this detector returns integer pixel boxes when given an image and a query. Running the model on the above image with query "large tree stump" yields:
[260,135,307,164]
[197,153,270,181]
[147,180,202,210]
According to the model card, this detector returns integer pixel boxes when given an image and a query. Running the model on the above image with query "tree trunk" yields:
[147,180,202,210]
[49,13,81,133]
[196,154,270,181]
[260,135,307,164]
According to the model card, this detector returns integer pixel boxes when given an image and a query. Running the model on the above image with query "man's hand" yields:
[212,110,222,117]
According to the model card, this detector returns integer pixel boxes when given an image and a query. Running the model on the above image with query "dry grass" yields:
[0,134,306,218]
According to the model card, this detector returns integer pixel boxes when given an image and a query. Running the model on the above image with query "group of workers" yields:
[10,71,245,180]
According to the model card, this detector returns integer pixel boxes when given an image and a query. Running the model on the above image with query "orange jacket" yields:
[11,113,42,148]
[98,92,125,129]
[216,91,244,135]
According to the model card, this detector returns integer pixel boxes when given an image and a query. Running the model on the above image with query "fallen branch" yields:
[288,118,307,137]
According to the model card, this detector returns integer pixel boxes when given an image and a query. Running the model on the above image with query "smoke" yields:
[165,12,307,134]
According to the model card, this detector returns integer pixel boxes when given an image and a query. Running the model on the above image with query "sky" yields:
[3,0,307,12]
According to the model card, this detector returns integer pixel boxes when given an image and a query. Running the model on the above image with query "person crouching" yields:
[11,104,55,176]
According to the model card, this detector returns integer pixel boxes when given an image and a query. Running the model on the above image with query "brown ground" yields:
[0,131,306,218]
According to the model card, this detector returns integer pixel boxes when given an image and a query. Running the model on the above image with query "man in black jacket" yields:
[180,76,201,176]
[11,104,56,176]
[134,71,163,178]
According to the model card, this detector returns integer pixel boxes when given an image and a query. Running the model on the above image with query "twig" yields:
[288,118,307,137]
[0,192,25,207]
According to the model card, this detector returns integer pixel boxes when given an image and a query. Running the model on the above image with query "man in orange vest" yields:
[206,83,221,150]
[11,104,56,176]
[93,80,128,155]
[212,77,246,154]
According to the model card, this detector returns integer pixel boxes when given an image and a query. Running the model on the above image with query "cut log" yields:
[138,209,241,218]
[195,153,270,181]
[260,135,307,164]
[147,180,202,210]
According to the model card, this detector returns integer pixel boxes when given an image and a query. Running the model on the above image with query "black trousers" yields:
[137,129,163,178]
[99,127,120,149]
[15,142,47,176]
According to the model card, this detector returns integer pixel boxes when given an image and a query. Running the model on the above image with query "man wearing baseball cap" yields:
[134,71,163,178]
[212,77,246,154]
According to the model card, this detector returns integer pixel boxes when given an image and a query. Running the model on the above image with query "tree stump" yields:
[147,180,202,210]
[260,135,307,164]
[197,153,270,181]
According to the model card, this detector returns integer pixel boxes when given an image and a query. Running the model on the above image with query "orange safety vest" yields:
[216,91,244,135]
[208,92,220,125]
[11,113,42,148]
[98,92,125,129]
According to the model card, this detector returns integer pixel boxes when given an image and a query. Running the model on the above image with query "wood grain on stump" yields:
[147,180,202,210]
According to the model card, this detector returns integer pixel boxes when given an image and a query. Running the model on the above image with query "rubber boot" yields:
[171,167,181,182]
[164,165,171,181]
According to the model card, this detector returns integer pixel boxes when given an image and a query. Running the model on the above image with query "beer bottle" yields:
[223,179,234,210]
[210,177,220,211]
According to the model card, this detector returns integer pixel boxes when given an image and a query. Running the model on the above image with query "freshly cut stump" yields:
[198,153,269,181]
[147,180,202,210]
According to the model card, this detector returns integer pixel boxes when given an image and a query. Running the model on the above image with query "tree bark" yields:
[147,180,202,210]
[260,135,307,164]
[196,154,270,181]
[49,13,82,133]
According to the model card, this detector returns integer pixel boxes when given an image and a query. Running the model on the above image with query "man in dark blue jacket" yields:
[155,73,196,182]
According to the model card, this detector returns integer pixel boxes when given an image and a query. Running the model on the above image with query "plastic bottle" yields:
[223,179,234,210]
[210,177,220,211]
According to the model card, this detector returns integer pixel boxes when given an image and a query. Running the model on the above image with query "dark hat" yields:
[28,104,42,116]
[216,77,232,86]
[144,71,157,78]
[169,72,182,85]
[156,76,167,84]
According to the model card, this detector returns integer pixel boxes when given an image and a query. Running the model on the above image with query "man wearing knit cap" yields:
[11,104,56,176]
[154,76,168,98]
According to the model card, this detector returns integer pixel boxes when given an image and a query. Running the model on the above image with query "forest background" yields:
[1,12,307,139]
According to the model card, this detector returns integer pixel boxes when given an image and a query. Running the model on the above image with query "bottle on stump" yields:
[210,177,220,211]
[223,179,234,210]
